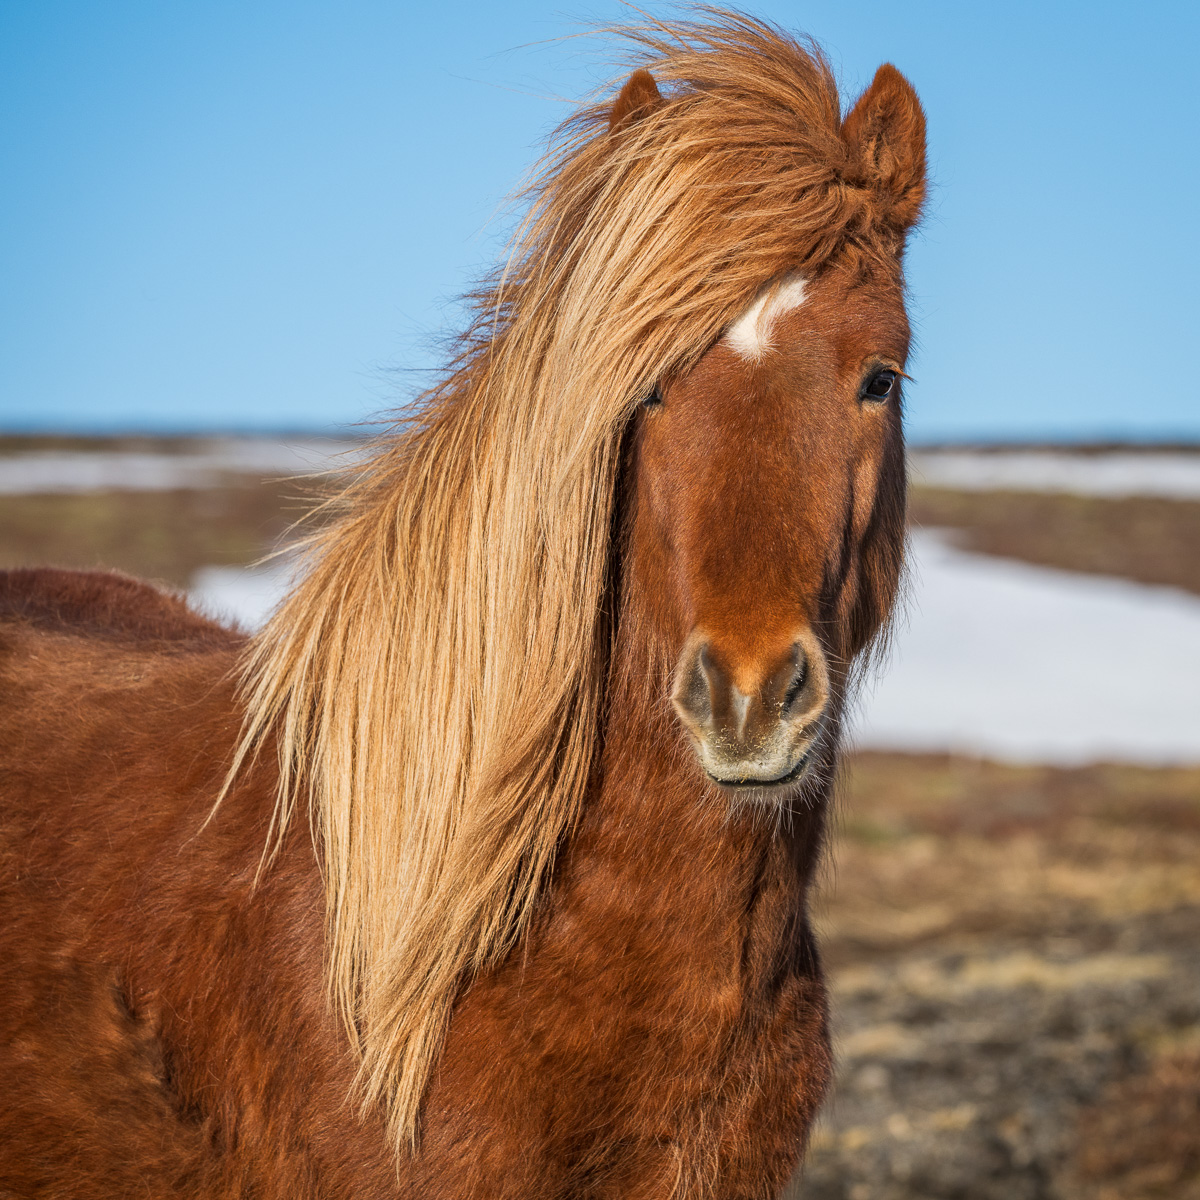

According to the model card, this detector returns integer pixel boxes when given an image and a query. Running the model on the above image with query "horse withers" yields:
[0,15,924,1199]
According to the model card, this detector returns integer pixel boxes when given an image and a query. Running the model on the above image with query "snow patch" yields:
[852,531,1200,764]
[909,450,1200,499]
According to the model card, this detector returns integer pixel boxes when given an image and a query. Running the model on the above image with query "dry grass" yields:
[910,486,1200,596]
[3,439,1198,597]
[824,753,1200,960]
[0,434,228,455]
[0,482,306,587]
[791,753,1200,1199]
[1069,1050,1200,1199]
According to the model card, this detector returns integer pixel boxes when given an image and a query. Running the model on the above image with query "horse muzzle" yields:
[671,627,831,792]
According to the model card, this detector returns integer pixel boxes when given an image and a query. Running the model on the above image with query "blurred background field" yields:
[1,434,1197,1199]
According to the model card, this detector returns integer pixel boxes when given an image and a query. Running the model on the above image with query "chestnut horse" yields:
[0,15,924,1199]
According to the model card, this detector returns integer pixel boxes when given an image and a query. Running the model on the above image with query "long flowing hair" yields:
[228,11,905,1151]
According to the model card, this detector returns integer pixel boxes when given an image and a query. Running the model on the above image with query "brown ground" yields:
[910,486,1200,597]
[2,437,1198,1196]
[0,481,308,588]
[0,434,230,455]
[783,754,1200,1199]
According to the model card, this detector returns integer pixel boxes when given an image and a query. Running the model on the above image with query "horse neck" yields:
[556,566,830,967]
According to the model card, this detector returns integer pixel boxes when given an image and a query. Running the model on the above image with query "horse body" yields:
[0,572,393,1195]
[0,16,925,1197]
[0,569,824,1198]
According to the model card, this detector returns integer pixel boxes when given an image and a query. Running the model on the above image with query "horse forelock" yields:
[224,10,915,1156]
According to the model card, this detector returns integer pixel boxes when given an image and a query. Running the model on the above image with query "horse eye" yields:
[643,384,663,407]
[862,370,897,402]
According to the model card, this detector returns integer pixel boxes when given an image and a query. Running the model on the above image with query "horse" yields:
[0,14,924,1198]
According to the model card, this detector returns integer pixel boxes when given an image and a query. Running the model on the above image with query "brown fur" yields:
[0,14,924,1197]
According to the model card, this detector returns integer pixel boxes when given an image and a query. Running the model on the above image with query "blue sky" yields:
[2,1,1197,441]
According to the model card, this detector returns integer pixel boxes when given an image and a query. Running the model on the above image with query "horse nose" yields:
[671,633,829,786]
[677,641,809,738]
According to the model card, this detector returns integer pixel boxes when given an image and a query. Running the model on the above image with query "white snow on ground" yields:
[5,440,1198,498]
[189,561,297,631]
[851,531,1200,764]
[909,449,1200,498]
[190,534,1200,765]
[0,438,366,494]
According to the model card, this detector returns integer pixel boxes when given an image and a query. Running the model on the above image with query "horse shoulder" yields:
[0,571,407,1197]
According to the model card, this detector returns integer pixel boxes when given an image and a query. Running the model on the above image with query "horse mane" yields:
[228,10,911,1152]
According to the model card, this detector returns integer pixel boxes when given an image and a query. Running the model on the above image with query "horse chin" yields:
[697,729,828,806]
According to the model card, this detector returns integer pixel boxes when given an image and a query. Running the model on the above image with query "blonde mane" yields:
[230,11,907,1153]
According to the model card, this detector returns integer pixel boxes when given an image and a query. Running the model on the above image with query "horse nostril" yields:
[783,659,807,712]
[764,640,809,715]
[675,641,716,725]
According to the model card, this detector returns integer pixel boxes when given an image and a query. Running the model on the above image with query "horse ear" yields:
[842,64,926,233]
[609,68,663,133]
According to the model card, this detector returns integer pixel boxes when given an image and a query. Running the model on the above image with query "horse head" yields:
[622,65,924,796]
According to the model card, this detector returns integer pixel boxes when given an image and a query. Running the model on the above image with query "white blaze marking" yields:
[723,272,808,361]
